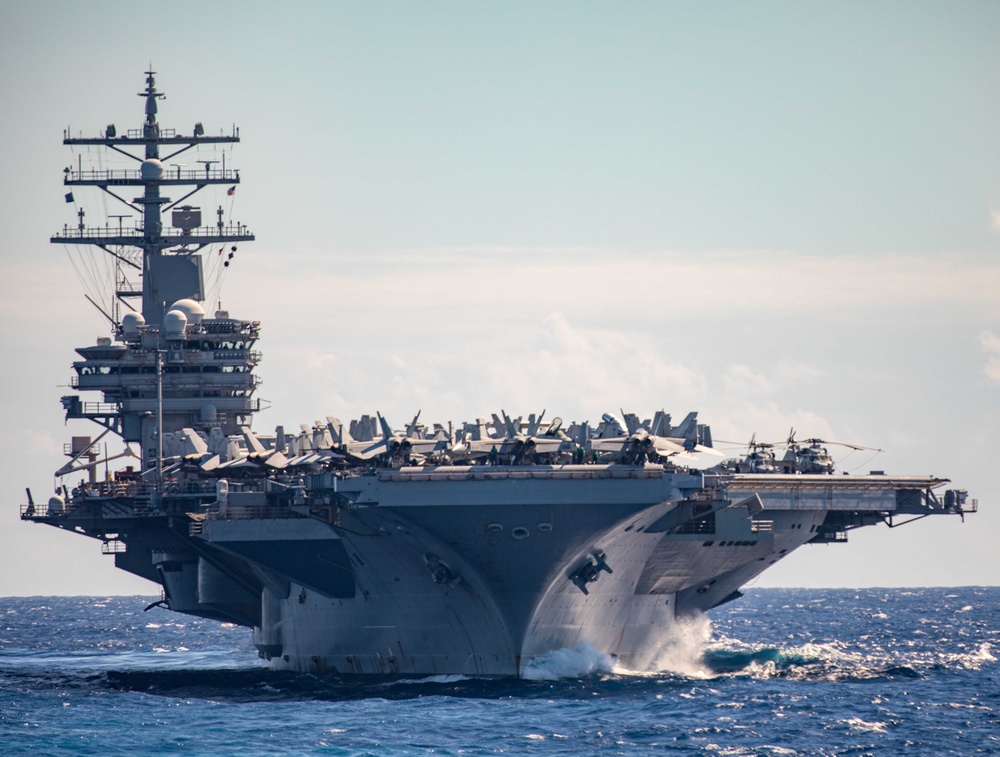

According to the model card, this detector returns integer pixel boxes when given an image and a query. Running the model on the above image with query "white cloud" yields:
[722,363,772,395]
[24,430,62,459]
[888,430,917,449]
[232,246,1000,327]
[8,247,994,446]
[306,351,339,370]
[980,330,1000,383]
[543,311,591,355]
[706,400,833,448]
[772,359,824,382]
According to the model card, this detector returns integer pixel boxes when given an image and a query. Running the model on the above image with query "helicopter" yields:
[718,430,883,474]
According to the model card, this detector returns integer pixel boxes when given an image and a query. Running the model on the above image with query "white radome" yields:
[140,158,164,180]
[163,308,188,338]
[169,298,205,326]
[122,311,146,338]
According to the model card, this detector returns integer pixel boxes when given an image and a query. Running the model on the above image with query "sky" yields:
[1,1,999,596]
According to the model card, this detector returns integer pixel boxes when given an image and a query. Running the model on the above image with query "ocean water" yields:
[1,588,996,756]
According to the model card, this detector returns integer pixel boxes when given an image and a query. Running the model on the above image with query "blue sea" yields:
[1,588,996,756]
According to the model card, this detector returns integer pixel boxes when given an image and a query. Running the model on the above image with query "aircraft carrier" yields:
[23,72,976,677]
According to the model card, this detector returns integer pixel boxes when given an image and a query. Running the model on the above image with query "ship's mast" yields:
[52,72,261,462]
[53,70,254,324]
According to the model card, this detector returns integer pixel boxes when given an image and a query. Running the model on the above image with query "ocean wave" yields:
[693,637,999,683]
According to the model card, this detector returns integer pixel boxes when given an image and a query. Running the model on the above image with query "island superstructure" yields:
[23,73,976,677]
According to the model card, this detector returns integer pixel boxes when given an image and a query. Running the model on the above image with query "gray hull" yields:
[143,466,950,676]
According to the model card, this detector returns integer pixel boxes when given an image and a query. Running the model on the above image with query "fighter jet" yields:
[589,411,693,464]
[348,412,444,464]
[456,410,566,464]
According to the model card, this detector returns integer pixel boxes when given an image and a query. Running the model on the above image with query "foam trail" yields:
[393,674,470,685]
[521,642,614,680]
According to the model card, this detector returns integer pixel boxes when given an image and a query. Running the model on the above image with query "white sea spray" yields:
[645,612,716,677]
[521,641,614,680]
